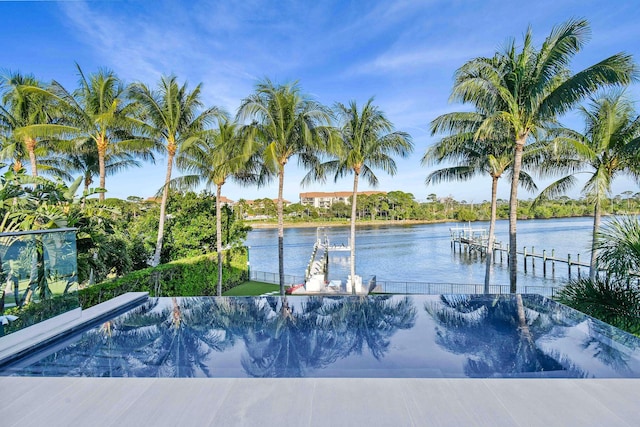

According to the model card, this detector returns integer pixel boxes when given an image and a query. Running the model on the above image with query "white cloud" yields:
[347,44,491,77]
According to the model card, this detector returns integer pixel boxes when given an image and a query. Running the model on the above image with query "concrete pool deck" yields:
[1,377,639,426]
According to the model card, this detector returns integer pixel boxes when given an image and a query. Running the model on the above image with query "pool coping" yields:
[0,292,148,367]
[2,377,639,426]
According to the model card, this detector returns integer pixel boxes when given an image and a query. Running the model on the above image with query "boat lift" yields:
[295,228,363,294]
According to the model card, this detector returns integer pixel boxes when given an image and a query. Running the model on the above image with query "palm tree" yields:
[172,117,258,295]
[0,71,52,176]
[129,75,221,266]
[237,79,331,295]
[45,66,156,201]
[450,19,636,292]
[305,99,412,294]
[424,114,537,292]
[537,91,640,280]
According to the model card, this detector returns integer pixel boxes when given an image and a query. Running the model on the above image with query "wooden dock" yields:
[450,225,591,278]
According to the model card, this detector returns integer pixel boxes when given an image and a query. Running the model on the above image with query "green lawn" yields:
[223,281,281,296]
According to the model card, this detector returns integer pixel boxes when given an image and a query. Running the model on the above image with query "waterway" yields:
[245,216,596,290]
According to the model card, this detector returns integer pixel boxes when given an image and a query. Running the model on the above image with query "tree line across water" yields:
[244,191,640,223]
[1,18,640,320]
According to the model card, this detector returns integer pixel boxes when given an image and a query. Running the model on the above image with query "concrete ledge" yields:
[0,292,148,366]
[1,378,638,426]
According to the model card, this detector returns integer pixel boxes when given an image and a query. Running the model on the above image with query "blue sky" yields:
[2,0,640,203]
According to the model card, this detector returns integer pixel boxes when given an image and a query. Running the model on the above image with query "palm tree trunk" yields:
[484,175,499,293]
[216,184,223,296]
[81,172,92,209]
[26,137,37,177]
[350,172,359,295]
[84,172,91,194]
[98,154,106,202]
[589,197,601,281]
[508,137,526,293]
[97,135,107,202]
[277,166,285,295]
[152,151,174,267]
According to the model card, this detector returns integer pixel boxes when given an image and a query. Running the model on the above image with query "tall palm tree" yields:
[237,79,331,295]
[172,117,258,295]
[305,99,412,294]
[424,113,537,292]
[0,71,52,175]
[129,75,221,266]
[450,19,636,292]
[537,91,640,280]
[46,66,156,201]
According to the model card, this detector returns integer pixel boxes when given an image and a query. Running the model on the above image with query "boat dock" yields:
[297,228,365,294]
[450,225,489,253]
[450,224,591,278]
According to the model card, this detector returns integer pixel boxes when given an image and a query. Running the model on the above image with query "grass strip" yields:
[223,281,280,296]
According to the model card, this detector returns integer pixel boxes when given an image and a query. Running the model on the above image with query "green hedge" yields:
[1,293,80,336]
[79,248,248,308]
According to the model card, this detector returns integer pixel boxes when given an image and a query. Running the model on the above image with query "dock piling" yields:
[449,227,588,280]
[532,246,535,270]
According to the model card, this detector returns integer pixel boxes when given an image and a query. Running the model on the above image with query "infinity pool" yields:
[2,294,639,378]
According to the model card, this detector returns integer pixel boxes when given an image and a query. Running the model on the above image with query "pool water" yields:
[2,295,639,378]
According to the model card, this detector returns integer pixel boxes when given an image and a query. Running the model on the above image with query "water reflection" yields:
[227,295,417,377]
[425,294,640,377]
[3,295,640,378]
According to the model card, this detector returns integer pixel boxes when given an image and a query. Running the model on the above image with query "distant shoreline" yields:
[248,219,453,229]
[247,215,597,230]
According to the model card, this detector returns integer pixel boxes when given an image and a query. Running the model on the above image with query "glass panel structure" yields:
[0,228,79,336]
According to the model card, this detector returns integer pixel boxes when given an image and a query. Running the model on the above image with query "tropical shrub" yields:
[556,216,640,336]
[594,216,640,280]
[556,277,640,336]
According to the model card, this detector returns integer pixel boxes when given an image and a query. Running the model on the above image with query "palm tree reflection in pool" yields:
[72,296,416,378]
[11,296,640,378]
[237,295,417,377]
[425,295,586,377]
[53,298,237,377]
